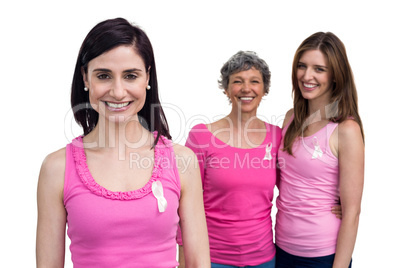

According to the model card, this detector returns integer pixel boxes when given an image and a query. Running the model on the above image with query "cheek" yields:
[225,87,232,97]
[296,70,304,81]
[87,91,101,112]
[133,86,147,99]
[259,84,266,96]
[228,84,241,95]
[322,74,331,85]
[87,84,108,109]
[88,85,105,100]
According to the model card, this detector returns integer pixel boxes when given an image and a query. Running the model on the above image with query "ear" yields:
[146,66,151,85]
[81,67,89,88]
[224,88,229,97]
[224,89,232,104]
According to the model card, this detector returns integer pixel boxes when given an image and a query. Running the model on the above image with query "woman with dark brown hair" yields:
[275,32,364,267]
[36,18,210,268]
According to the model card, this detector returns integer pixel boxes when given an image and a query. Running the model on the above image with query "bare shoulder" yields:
[282,108,294,128]
[330,120,363,157]
[171,143,200,188]
[41,148,66,174]
[172,143,197,173]
[336,119,364,160]
[338,119,363,141]
[38,148,66,194]
[172,143,196,158]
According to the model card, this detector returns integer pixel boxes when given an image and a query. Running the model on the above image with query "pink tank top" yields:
[64,133,180,268]
[275,116,341,257]
[179,123,281,266]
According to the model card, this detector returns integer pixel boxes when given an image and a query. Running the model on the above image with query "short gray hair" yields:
[218,51,271,94]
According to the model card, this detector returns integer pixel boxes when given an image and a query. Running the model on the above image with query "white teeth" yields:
[106,102,130,108]
[303,83,317,88]
[240,97,253,101]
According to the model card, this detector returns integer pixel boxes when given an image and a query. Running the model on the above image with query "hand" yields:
[331,205,342,219]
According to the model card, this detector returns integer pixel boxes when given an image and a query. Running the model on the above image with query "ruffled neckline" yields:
[71,132,170,200]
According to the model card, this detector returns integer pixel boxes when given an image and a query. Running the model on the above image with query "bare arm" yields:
[281,108,294,129]
[36,148,67,267]
[174,144,210,268]
[332,120,364,267]
[276,109,295,188]
[178,245,185,268]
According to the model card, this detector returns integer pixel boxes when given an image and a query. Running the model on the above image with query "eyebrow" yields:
[298,61,328,69]
[315,65,328,70]
[232,75,262,79]
[93,68,144,73]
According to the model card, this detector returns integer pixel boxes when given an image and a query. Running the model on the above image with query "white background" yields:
[1,0,401,267]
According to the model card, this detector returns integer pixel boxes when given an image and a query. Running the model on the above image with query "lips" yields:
[302,82,318,91]
[238,96,255,102]
[103,101,132,111]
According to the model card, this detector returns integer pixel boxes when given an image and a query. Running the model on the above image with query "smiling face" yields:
[83,45,149,124]
[226,67,265,115]
[296,49,333,105]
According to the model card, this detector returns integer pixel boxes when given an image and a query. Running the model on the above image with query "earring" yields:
[84,87,89,92]
[146,85,151,90]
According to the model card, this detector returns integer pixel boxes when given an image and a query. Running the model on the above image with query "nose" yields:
[241,81,252,93]
[110,79,126,100]
[302,67,314,81]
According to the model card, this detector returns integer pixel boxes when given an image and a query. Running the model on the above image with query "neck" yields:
[84,115,153,154]
[227,108,261,129]
[304,98,337,130]
[307,96,332,118]
[306,87,334,116]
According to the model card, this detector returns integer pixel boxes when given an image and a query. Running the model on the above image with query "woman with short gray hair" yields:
[218,51,271,96]
[178,50,280,267]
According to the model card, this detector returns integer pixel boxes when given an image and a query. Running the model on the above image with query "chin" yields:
[105,114,138,124]
[300,91,316,100]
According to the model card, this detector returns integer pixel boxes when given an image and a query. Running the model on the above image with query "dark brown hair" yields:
[71,18,171,145]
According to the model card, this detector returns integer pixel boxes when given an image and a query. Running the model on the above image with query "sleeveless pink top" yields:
[180,123,281,266]
[64,134,180,267]
[275,116,341,257]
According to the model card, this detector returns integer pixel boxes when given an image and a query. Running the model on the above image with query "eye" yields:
[233,80,242,84]
[297,63,306,69]
[97,73,110,80]
[315,67,326,72]
[125,74,138,80]
[252,80,260,84]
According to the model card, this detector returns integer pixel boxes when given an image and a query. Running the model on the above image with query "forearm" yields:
[333,212,360,268]
[178,245,185,268]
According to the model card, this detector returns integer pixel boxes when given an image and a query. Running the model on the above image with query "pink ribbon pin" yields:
[152,180,167,213]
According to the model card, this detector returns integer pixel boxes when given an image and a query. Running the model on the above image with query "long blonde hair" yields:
[283,32,364,155]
